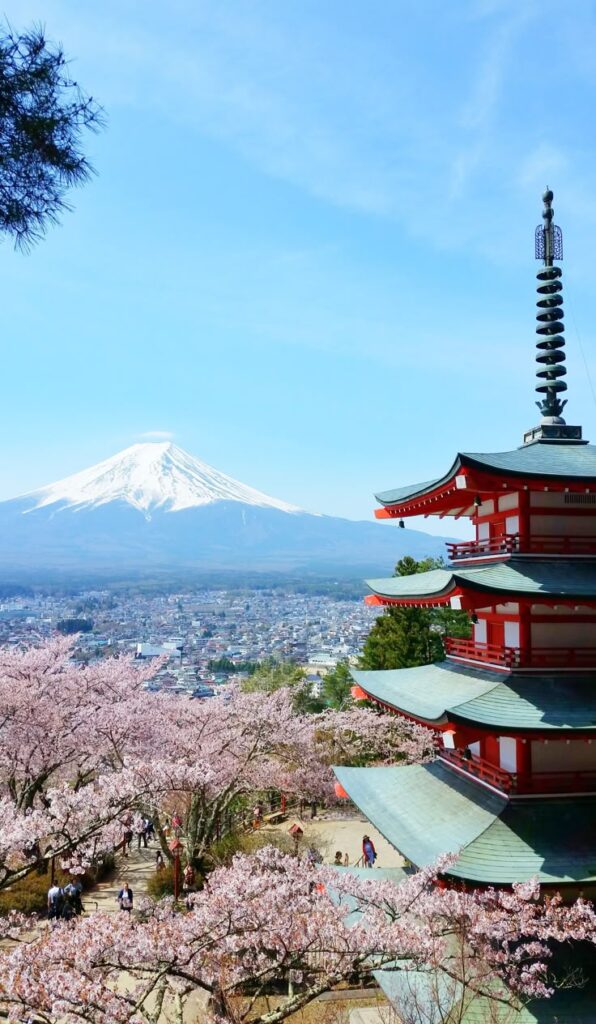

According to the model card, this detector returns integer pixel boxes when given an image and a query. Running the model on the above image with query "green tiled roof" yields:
[352,665,498,723]
[333,761,596,885]
[376,440,596,506]
[352,664,596,731]
[375,958,596,1023]
[333,762,506,872]
[367,558,596,601]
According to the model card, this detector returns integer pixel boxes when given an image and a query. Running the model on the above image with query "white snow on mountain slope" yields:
[21,443,304,515]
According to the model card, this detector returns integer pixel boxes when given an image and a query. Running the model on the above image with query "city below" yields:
[0,585,380,696]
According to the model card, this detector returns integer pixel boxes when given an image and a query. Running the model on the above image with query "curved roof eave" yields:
[375,455,464,507]
[352,665,596,733]
[333,762,596,885]
[374,442,596,508]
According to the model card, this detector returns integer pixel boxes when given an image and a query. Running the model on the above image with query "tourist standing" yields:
[117,881,134,912]
[362,834,377,868]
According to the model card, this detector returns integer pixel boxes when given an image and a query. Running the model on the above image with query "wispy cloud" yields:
[137,430,175,441]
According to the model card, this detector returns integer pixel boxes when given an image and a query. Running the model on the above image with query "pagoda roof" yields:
[376,439,596,508]
[351,664,596,732]
[375,951,596,1023]
[367,558,596,604]
[333,761,596,885]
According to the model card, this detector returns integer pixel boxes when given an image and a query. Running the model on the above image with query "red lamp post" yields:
[169,837,183,901]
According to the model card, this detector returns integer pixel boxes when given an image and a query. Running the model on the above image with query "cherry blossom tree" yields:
[0,848,594,1024]
[0,639,431,884]
[0,638,211,888]
[154,687,434,863]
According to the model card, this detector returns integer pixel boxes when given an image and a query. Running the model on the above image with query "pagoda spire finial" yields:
[535,188,566,420]
[523,190,583,444]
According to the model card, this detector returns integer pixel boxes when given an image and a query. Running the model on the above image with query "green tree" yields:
[241,660,325,713]
[322,661,353,709]
[0,25,103,248]
[359,556,470,670]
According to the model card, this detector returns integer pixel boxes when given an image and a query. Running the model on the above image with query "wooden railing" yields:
[441,750,596,796]
[448,533,596,560]
[440,749,514,792]
[443,637,519,668]
[444,637,596,670]
[447,536,518,560]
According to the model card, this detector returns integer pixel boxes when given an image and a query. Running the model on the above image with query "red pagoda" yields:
[334,190,596,900]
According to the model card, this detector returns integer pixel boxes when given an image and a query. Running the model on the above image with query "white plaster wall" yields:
[499,736,517,772]
[478,521,490,540]
[504,621,520,647]
[505,515,520,534]
[469,741,481,756]
[474,619,487,644]
[498,493,519,512]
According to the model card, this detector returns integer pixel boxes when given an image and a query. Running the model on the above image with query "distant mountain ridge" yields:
[0,443,454,576]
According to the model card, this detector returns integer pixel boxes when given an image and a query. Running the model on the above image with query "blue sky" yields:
[2,0,596,534]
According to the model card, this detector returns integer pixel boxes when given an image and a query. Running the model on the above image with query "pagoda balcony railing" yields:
[448,533,596,561]
[447,536,519,560]
[440,749,514,792]
[444,636,596,670]
[443,637,518,669]
[441,750,596,796]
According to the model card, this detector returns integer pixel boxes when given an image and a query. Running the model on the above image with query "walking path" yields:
[88,843,158,914]
[265,810,406,870]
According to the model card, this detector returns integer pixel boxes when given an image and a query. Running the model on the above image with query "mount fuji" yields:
[0,443,450,577]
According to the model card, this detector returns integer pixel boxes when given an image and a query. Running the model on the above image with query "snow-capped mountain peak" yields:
[22,442,303,515]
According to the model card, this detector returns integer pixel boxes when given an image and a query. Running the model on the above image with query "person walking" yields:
[155,851,165,872]
[362,834,377,868]
[63,879,83,916]
[117,881,134,912]
[135,818,147,850]
[47,882,63,921]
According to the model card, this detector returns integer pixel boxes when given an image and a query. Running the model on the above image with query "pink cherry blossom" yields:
[0,848,594,1024]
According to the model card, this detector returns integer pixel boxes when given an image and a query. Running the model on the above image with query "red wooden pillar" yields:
[519,603,532,666]
[518,489,530,552]
[516,738,532,779]
[483,735,500,766]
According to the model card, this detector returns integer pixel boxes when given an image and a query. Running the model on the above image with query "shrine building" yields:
[334,190,596,899]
